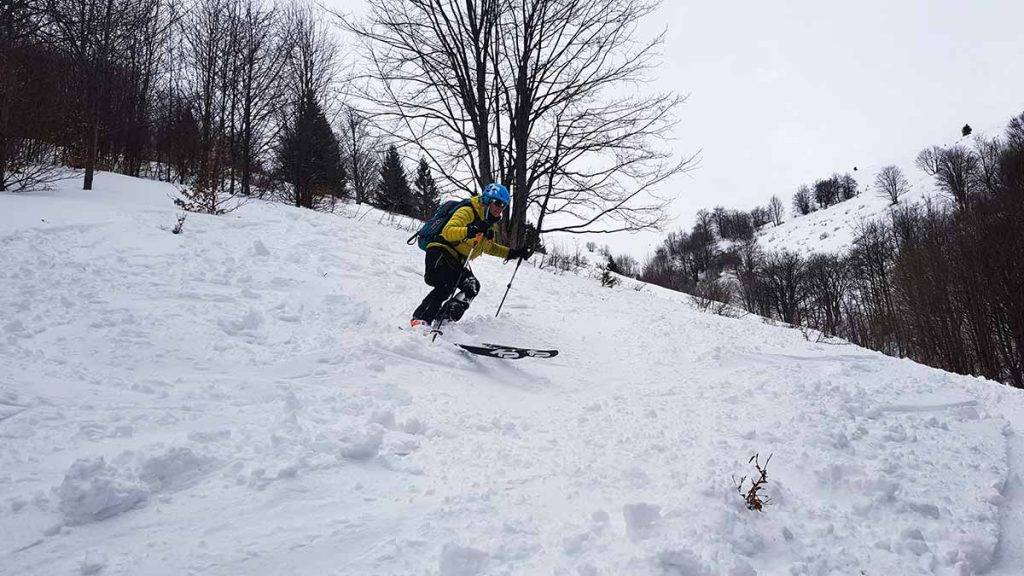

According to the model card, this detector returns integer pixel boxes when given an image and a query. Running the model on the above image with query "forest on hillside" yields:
[640,113,1024,388]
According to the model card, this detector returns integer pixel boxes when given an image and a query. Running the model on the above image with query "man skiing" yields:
[411,183,532,328]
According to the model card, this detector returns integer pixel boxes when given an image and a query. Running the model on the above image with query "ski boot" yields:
[446,293,471,321]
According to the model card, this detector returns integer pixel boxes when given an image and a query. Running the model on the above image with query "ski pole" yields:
[495,256,523,318]
[496,181,552,318]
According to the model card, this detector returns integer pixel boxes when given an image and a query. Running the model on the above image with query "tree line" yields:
[4,0,690,245]
[0,0,443,220]
[641,112,1024,388]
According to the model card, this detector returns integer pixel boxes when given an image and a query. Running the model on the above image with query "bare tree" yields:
[813,175,842,208]
[492,0,692,242]
[42,0,140,190]
[916,144,979,211]
[804,253,848,335]
[1,0,62,191]
[235,0,288,196]
[874,165,910,205]
[181,0,234,190]
[343,0,500,193]
[750,206,769,229]
[792,185,814,216]
[283,3,337,107]
[339,105,380,205]
[762,250,806,325]
[344,0,693,245]
[767,195,784,226]
[972,136,1004,198]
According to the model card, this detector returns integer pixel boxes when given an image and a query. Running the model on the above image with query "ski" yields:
[402,326,557,359]
[454,343,558,360]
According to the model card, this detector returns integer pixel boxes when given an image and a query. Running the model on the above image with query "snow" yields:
[756,178,935,256]
[2,172,1024,575]
[56,458,150,526]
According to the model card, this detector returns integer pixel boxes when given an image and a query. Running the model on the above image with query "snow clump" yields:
[56,458,150,525]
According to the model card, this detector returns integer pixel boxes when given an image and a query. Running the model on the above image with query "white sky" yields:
[333,0,1024,258]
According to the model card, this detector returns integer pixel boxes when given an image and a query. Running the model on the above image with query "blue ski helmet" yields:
[481,182,510,207]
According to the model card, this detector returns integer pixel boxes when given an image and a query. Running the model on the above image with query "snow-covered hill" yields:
[756,179,934,256]
[2,173,1023,576]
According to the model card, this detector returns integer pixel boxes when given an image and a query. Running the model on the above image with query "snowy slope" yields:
[2,173,1024,576]
[756,180,934,256]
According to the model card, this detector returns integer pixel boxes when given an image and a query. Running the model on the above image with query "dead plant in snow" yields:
[734,453,773,512]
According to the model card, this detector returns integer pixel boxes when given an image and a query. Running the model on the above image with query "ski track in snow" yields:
[1,172,1023,576]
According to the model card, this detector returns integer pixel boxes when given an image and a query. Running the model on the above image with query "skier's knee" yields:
[461,276,480,298]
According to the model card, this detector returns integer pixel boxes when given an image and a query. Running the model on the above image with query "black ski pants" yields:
[413,247,480,324]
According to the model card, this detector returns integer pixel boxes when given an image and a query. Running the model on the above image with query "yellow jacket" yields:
[428,196,510,261]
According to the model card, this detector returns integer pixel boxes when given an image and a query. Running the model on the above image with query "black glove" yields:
[508,246,533,260]
[465,220,492,239]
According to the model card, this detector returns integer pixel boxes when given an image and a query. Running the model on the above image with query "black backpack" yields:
[406,199,474,251]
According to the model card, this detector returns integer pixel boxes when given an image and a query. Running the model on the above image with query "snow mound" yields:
[55,446,218,526]
[56,458,150,526]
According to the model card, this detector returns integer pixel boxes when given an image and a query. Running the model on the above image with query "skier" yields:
[411,183,532,328]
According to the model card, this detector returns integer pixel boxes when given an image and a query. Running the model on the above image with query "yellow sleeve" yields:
[440,206,476,243]
[485,240,510,260]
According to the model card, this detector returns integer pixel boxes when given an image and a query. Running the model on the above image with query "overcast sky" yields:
[335,1,1024,258]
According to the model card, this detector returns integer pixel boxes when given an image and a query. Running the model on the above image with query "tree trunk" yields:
[0,88,8,192]
[240,88,252,196]
[241,133,252,197]
[84,119,98,190]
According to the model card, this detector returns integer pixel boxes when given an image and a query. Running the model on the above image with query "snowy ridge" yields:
[2,173,1024,575]
[755,123,1009,257]
[756,183,933,256]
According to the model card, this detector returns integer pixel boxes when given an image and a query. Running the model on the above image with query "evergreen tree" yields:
[277,90,346,209]
[600,254,621,288]
[374,145,414,215]
[413,157,441,219]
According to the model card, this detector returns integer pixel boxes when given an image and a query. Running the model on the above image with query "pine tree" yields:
[277,90,346,209]
[600,254,621,288]
[374,145,414,216]
[412,157,441,220]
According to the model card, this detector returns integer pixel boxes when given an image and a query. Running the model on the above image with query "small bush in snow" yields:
[734,453,772,512]
[174,179,243,215]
